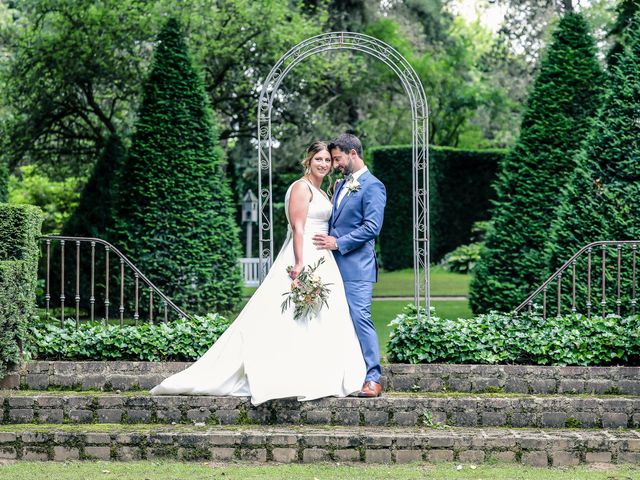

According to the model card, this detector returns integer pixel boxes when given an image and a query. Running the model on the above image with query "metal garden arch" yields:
[257,31,431,317]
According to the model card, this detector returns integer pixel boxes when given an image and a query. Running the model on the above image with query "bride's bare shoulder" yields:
[289,179,313,201]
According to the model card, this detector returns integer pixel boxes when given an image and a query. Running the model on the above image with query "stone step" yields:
[3,391,639,429]
[1,424,638,465]
[3,361,639,395]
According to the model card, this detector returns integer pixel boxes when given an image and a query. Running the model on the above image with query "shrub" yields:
[110,18,242,314]
[441,243,482,274]
[470,12,603,314]
[440,221,489,273]
[26,314,232,362]
[0,203,43,377]
[387,305,640,366]
[371,145,504,270]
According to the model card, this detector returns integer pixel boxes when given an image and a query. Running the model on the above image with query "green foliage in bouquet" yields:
[110,18,242,314]
[470,12,603,314]
[387,305,640,366]
[281,257,333,321]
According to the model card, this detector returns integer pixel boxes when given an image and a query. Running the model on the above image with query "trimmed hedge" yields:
[387,305,640,366]
[371,145,504,270]
[110,19,242,314]
[0,203,43,377]
[27,314,231,362]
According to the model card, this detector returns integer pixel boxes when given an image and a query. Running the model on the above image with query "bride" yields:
[150,141,366,405]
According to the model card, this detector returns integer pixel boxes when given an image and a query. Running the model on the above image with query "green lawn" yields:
[243,266,470,298]
[373,266,469,297]
[1,461,638,480]
[373,300,471,360]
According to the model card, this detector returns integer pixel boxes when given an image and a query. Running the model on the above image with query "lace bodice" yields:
[284,179,332,236]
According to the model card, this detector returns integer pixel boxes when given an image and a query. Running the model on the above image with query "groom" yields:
[313,133,387,398]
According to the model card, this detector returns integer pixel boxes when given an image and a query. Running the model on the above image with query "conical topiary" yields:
[469,12,603,313]
[607,0,640,67]
[544,13,640,316]
[62,134,125,239]
[111,18,241,314]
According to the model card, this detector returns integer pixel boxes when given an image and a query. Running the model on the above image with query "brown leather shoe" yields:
[358,381,382,398]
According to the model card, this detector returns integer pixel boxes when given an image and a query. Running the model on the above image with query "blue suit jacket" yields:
[330,170,386,282]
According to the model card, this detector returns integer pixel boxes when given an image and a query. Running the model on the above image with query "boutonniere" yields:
[345,177,361,195]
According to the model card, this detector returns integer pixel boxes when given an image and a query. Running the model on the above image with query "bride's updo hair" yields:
[302,141,334,197]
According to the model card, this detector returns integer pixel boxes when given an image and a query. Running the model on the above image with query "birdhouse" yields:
[242,189,258,223]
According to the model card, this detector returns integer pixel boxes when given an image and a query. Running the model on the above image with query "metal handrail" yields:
[40,235,192,326]
[514,240,640,318]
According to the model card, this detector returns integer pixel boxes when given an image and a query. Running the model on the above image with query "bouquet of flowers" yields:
[281,257,333,320]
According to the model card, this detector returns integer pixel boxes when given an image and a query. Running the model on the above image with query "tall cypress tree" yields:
[607,0,640,67]
[469,12,603,314]
[111,18,241,314]
[63,134,125,239]
[545,14,640,314]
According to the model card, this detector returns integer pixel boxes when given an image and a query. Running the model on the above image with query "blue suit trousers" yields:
[343,280,380,383]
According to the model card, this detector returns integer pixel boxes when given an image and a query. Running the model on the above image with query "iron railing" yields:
[40,236,192,327]
[515,240,640,319]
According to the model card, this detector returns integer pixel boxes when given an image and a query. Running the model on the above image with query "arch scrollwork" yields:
[257,32,431,319]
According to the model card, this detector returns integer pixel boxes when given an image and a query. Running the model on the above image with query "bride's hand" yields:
[289,263,303,280]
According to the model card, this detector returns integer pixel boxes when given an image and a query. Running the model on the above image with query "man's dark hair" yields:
[329,133,362,157]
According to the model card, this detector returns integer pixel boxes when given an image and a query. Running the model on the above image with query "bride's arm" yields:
[288,182,312,279]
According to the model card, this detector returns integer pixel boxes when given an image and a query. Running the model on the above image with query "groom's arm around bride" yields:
[313,133,386,398]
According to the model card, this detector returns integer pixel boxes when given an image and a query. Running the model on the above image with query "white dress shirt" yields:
[336,166,368,208]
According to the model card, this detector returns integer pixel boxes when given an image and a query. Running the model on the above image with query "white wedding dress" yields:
[150,179,366,405]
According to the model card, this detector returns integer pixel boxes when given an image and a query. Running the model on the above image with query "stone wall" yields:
[0,427,639,465]
[2,361,639,395]
[2,393,639,429]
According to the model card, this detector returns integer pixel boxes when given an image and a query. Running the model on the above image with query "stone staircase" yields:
[1,361,639,465]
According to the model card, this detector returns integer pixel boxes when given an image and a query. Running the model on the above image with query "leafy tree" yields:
[1,0,530,185]
[111,18,242,314]
[8,166,82,234]
[469,12,603,314]
[494,0,567,69]
[545,13,640,315]
[0,0,325,177]
[1,0,156,177]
